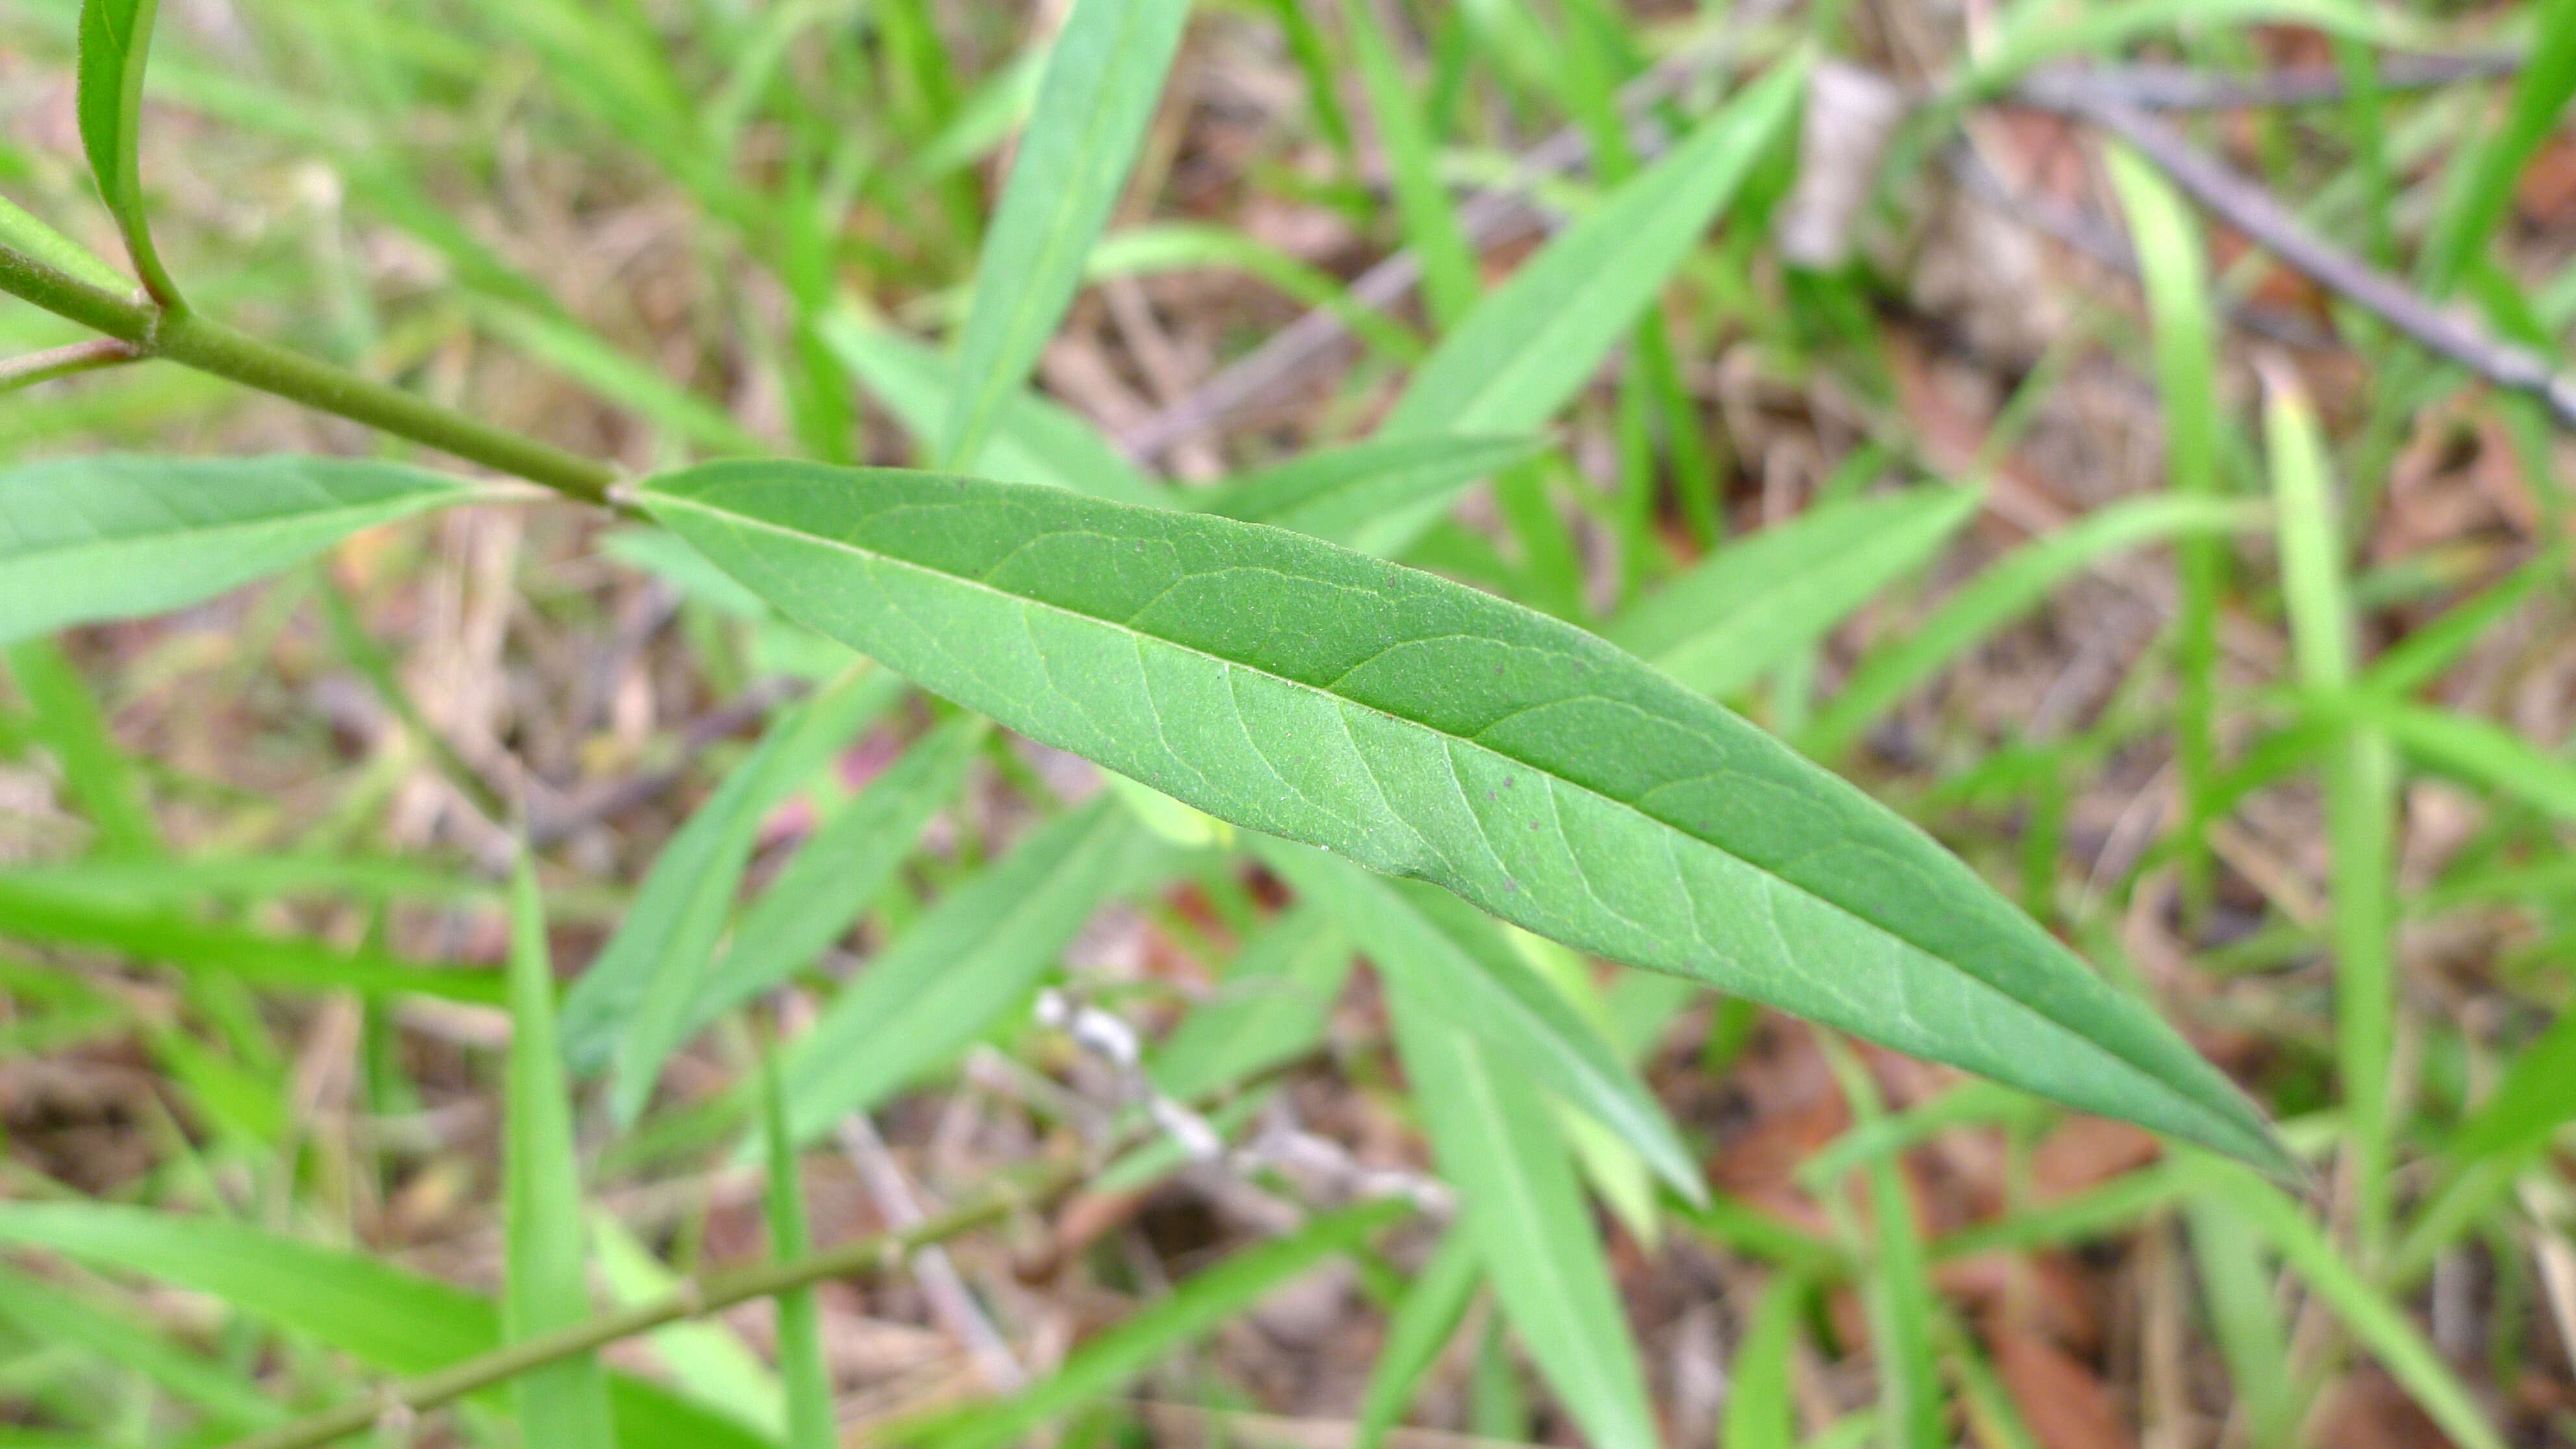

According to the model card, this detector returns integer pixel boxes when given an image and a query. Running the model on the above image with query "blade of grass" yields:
[1376,59,1805,441]
[0,874,502,1002]
[2262,360,2398,1261]
[1801,494,2262,760]
[1261,836,1703,1200]
[2204,1161,2509,1449]
[2107,145,2225,910]
[773,796,1170,1145]
[939,0,1192,467]
[760,1052,835,1449]
[558,663,899,1109]
[1723,1270,1809,1449]
[684,714,984,1035]
[1343,0,1479,332]
[1352,1230,1481,1449]
[2418,0,2576,295]
[502,854,617,1449]
[4,637,157,857]
[1197,434,1541,558]
[821,313,1165,506]
[1382,967,1660,1449]
[1607,484,1979,701]
[1146,905,1354,1102]
[2185,1197,2298,1449]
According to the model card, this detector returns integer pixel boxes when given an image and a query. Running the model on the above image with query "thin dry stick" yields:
[213,1156,1087,1449]
[2018,84,2576,428]
[836,1113,1029,1392]
[2052,51,2519,111]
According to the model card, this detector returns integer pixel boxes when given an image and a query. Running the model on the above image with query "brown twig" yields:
[2021,86,2576,429]
[0,336,141,393]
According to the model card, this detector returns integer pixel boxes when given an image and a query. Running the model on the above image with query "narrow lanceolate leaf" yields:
[1607,485,1979,700]
[1801,493,2262,760]
[1199,434,1542,558]
[1148,905,1352,1101]
[1353,1230,1481,1449]
[503,858,618,1449]
[684,715,984,1035]
[939,0,1193,467]
[819,313,1165,506]
[2418,0,2576,295]
[0,1204,770,1449]
[1376,59,1804,440]
[645,462,2286,1170]
[2452,1002,2576,1163]
[1383,969,1659,1449]
[773,796,1169,1144]
[558,665,899,1109]
[1259,837,1703,1202]
[75,0,182,302]
[0,456,474,645]
[760,1056,836,1449]
[0,873,502,1002]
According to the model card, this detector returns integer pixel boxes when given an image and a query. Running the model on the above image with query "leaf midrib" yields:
[652,491,2207,1116]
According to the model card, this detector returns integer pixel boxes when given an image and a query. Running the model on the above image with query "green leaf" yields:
[0,1203,770,1449]
[760,1054,836,1449]
[2206,1163,2509,1449]
[0,455,474,645]
[2105,145,2223,887]
[1198,434,1542,558]
[921,1199,1406,1449]
[2263,363,2399,1253]
[0,1263,284,1433]
[2355,697,2576,824]
[939,0,1193,467]
[4,636,157,857]
[644,462,2286,1169]
[2185,1198,2297,1449]
[1607,485,1979,700]
[686,715,984,1035]
[1376,59,1804,438]
[75,0,182,302]
[1801,493,2261,760]
[0,873,504,1002]
[1721,1272,1808,1449]
[1383,967,1659,1449]
[1146,904,1353,1102]
[1343,0,1480,332]
[774,795,1169,1144]
[819,313,1165,506]
[2451,1000,2576,1163]
[1352,1231,1481,1449]
[592,1219,784,1438]
[558,665,900,1113]
[503,856,618,1449]
[1089,223,1427,365]
[0,193,133,293]
[2418,0,2576,295]
[1259,837,1703,1202]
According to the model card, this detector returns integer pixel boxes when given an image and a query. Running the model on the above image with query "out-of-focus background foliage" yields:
[3,0,2575,1445]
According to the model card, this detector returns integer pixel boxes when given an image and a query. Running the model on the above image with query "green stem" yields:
[0,244,616,506]
[217,1156,1083,1449]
